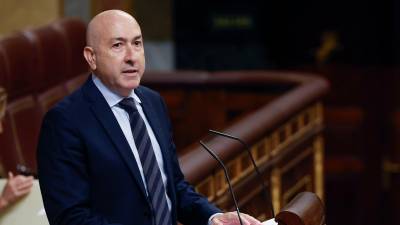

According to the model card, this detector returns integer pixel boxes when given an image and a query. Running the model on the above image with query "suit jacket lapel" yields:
[81,78,148,199]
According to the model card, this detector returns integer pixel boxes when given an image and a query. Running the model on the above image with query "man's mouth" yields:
[122,69,138,74]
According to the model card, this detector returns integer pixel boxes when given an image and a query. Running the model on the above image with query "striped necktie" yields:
[119,97,171,225]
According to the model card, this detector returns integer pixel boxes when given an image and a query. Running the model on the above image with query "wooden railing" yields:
[142,71,329,221]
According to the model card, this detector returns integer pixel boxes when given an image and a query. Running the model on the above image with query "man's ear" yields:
[83,46,97,70]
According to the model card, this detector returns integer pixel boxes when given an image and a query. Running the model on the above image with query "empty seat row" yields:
[0,17,89,176]
[0,73,88,175]
[0,18,88,100]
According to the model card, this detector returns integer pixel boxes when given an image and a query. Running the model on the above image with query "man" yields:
[38,10,261,225]
[0,87,34,212]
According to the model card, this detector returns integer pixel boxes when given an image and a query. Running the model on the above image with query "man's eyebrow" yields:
[110,37,127,42]
[110,35,142,42]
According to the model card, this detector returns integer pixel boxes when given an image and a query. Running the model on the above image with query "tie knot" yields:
[118,97,138,114]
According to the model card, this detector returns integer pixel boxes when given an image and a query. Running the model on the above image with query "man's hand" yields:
[0,172,34,210]
[211,211,262,225]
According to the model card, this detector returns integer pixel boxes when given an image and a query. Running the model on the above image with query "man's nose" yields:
[124,45,137,62]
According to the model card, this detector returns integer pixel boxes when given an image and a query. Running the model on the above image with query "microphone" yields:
[209,129,275,217]
[199,141,244,225]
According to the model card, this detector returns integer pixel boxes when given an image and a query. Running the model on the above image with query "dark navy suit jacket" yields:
[37,77,220,225]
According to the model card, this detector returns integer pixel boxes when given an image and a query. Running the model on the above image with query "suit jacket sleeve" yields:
[37,108,121,225]
[157,96,222,225]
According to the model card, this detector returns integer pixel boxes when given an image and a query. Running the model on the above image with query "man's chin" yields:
[124,81,141,90]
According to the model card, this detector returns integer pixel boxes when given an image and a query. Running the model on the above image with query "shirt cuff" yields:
[208,213,223,225]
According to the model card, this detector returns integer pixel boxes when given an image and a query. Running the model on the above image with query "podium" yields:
[262,192,325,225]
[274,192,325,225]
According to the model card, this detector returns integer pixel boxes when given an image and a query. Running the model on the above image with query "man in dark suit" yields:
[37,10,261,225]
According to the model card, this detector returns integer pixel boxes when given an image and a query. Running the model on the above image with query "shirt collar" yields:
[92,74,142,108]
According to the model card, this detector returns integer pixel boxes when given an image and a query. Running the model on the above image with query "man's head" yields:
[0,87,7,133]
[83,10,145,97]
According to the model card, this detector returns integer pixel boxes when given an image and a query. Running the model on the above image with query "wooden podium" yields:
[275,192,325,225]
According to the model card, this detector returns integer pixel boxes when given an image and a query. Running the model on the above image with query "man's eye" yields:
[134,41,142,46]
[112,43,122,48]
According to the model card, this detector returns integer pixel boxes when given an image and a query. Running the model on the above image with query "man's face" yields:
[85,14,145,96]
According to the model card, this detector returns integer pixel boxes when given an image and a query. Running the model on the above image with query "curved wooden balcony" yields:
[143,70,329,221]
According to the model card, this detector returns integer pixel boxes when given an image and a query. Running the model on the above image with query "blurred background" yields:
[0,0,399,225]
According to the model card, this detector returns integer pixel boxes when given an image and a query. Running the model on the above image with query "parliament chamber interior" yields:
[0,1,399,225]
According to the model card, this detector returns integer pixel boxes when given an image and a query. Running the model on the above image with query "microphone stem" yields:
[200,141,244,225]
[209,129,275,217]
[238,139,275,217]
